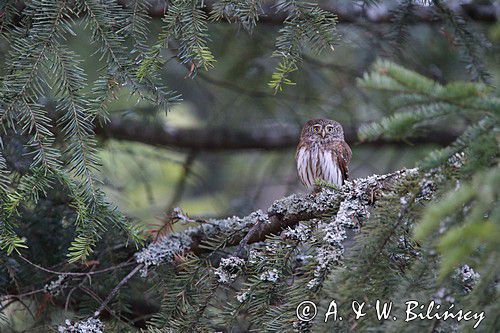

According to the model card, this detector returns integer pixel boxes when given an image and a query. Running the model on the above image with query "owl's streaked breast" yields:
[296,145,343,188]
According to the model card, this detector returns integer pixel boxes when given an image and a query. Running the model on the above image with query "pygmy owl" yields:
[296,119,352,189]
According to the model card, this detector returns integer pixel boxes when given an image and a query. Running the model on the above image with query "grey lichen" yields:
[248,248,260,264]
[305,169,421,289]
[60,168,447,331]
[282,223,311,241]
[268,187,340,218]
[268,194,308,217]
[214,256,246,284]
[236,290,249,303]
[45,274,67,296]
[134,211,262,276]
[433,287,456,305]
[171,207,195,225]
[259,268,279,282]
[307,219,346,289]
[418,178,437,202]
[58,318,104,333]
[449,152,466,169]
[457,264,480,283]
[135,230,193,277]
[251,209,271,224]
[335,168,418,228]
[455,264,480,292]
[321,220,346,245]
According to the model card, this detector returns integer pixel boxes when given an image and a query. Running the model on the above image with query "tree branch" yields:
[145,1,498,23]
[94,263,144,317]
[64,162,455,327]
[11,1,494,24]
[134,168,420,275]
[96,115,459,151]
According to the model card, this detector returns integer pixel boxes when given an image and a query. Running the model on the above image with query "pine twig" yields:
[94,263,144,317]
[18,254,135,276]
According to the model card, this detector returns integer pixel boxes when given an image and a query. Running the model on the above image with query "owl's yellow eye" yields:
[312,126,321,133]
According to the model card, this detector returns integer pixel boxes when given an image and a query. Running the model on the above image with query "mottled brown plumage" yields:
[296,119,352,188]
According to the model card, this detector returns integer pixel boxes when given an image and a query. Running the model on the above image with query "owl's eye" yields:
[326,125,334,132]
[312,126,321,133]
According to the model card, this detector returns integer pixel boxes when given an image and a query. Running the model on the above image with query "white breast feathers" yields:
[297,146,343,188]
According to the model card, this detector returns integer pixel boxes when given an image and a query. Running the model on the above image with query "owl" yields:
[296,119,352,189]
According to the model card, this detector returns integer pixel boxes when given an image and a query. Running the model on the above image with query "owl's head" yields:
[301,118,345,142]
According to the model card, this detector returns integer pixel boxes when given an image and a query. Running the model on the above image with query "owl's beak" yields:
[321,129,326,138]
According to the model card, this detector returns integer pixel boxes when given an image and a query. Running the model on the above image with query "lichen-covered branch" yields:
[134,168,419,276]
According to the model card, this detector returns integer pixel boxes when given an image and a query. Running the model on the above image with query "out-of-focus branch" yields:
[165,151,197,211]
[95,115,459,151]
[10,1,496,24]
[146,1,498,23]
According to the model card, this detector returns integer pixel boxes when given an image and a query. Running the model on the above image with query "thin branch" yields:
[232,218,265,258]
[165,150,197,211]
[94,263,144,317]
[78,286,136,327]
[64,264,97,314]
[18,255,135,277]
[0,288,47,302]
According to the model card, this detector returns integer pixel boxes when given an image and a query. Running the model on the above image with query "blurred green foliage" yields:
[0,0,499,332]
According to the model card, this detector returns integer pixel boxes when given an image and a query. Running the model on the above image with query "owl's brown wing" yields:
[330,140,352,182]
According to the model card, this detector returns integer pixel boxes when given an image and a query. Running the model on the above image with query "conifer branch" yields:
[58,167,425,329]
[50,44,99,199]
[0,150,10,191]
[269,0,337,92]
[210,0,262,31]
[432,0,491,83]
[65,164,461,329]
[145,0,499,24]
[1,0,69,172]
[82,0,178,116]
[127,0,151,54]
[357,60,499,142]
